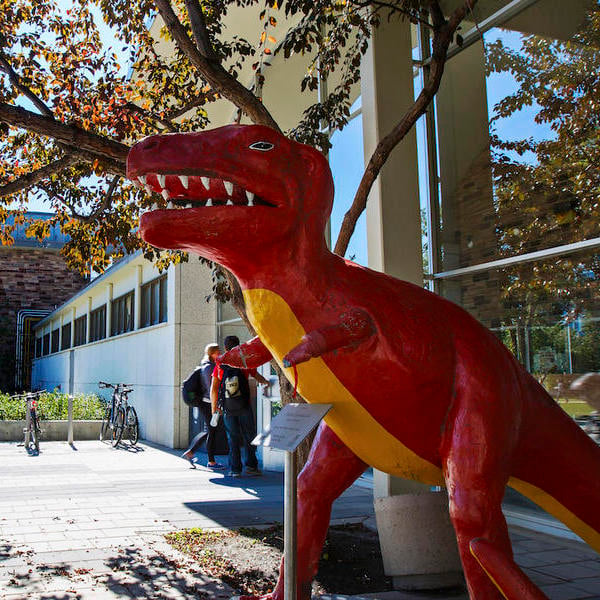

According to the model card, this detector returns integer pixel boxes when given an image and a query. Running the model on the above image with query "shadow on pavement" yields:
[1,541,234,599]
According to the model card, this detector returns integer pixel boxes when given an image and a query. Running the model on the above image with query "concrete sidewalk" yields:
[0,440,599,599]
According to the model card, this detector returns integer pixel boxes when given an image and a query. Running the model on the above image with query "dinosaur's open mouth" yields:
[134,173,276,214]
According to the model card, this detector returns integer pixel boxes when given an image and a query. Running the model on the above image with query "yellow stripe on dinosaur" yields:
[243,288,445,486]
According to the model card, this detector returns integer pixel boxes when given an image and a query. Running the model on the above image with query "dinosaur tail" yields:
[509,376,600,554]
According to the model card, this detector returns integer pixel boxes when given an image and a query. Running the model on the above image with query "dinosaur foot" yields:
[470,538,549,600]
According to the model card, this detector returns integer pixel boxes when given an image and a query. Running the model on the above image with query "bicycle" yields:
[98,382,139,447]
[24,391,43,453]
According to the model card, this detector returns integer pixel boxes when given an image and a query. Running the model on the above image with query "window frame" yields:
[73,315,87,347]
[51,328,60,353]
[111,290,135,336]
[140,275,168,328]
[89,304,107,342]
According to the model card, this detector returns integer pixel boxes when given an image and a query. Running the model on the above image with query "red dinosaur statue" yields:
[127,124,600,600]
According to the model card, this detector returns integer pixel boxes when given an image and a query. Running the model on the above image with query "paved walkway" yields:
[0,440,599,599]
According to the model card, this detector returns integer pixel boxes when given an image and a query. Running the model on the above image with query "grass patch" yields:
[557,400,595,417]
[0,391,105,421]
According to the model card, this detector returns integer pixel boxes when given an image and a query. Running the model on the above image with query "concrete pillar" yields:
[361,16,462,590]
[362,19,422,287]
[173,264,184,449]
[362,16,427,498]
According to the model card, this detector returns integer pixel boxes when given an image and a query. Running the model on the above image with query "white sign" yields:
[253,403,332,452]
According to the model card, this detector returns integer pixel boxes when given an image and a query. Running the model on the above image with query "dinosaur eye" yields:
[249,141,274,151]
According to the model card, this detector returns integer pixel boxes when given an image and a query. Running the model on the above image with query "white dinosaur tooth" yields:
[185,203,192,209]
[223,180,233,196]
[226,199,234,205]
[179,175,189,189]
[157,174,166,187]
[206,198,213,206]
[167,201,174,209]
[246,191,255,206]
[144,184,153,195]
[151,202,159,211]
[201,177,210,190]
[161,189,170,201]
[138,175,146,185]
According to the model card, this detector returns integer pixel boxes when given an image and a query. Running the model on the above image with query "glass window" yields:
[111,291,135,336]
[73,315,87,347]
[329,99,367,265]
[42,333,50,356]
[438,244,600,427]
[89,305,106,342]
[51,328,60,353]
[418,1,600,524]
[429,2,600,274]
[140,275,167,328]
[35,336,42,358]
[61,323,71,350]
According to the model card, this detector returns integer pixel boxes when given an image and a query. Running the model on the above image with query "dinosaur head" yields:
[127,125,333,273]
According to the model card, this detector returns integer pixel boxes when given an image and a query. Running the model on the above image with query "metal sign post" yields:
[253,402,332,600]
[284,449,297,600]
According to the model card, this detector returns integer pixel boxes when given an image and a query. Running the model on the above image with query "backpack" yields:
[181,366,205,407]
[218,364,250,416]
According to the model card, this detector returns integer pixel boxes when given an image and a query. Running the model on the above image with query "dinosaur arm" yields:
[219,335,273,369]
[283,308,375,367]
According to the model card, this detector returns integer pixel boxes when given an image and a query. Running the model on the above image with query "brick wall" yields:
[0,248,87,392]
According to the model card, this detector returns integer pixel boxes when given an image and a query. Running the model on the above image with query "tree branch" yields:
[165,94,214,120]
[123,102,177,132]
[0,154,80,198]
[44,175,121,223]
[183,0,217,59]
[0,49,54,117]
[0,103,129,173]
[154,0,281,132]
[333,0,477,257]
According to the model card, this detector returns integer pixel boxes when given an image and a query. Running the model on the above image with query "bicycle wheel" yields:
[111,407,125,448]
[30,421,39,452]
[125,406,139,446]
[99,407,111,441]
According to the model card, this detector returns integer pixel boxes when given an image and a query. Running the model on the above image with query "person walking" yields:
[211,335,269,477]
[181,343,226,470]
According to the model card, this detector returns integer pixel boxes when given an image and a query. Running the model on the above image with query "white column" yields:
[360,17,462,590]
[361,18,426,498]
[362,19,422,285]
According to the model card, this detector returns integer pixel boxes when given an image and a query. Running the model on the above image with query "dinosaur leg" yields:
[237,422,367,600]
[441,393,516,600]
